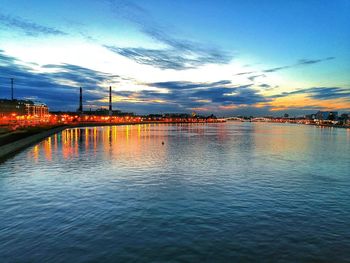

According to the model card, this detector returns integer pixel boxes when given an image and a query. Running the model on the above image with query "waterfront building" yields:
[0,99,49,117]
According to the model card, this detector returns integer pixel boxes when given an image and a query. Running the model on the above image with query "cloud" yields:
[262,57,335,73]
[234,71,254,76]
[259,84,271,88]
[124,81,268,110]
[109,79,268,114]
[269,87,350,101]
[247,74,265,81]
[0,50,115,110]
[106,0,232,70]
[0,12,67,36]
[1,50,238,113]
[105,46,203,70]
[147,80,232,90]
[234,56,336,78]
[297,57,335,65]
[42,64,120,90]
[1,50,242,113]
[2,50,346,115]
[262,65,291,73]
[193,86,267,105]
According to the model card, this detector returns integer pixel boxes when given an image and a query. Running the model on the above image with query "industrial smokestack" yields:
[11,78,14,100]
[79,87,83,113]
[109,86,112,116]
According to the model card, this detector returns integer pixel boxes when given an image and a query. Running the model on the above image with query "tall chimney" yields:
[79,87,83,113]
[109,86,112,116]
[11,78,14,100]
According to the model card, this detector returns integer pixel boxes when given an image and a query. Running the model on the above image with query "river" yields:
[0,122,349,262]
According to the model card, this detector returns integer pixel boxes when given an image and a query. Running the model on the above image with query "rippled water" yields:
[1,122,349,262]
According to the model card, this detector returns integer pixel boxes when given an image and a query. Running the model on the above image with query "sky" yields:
[0,0,349,116]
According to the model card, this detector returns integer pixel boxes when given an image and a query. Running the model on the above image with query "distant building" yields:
[340,113,349,125]
[315,111,338,120]
[315,111,328,120]
[305,114,316,120]
[28,102,49,117]
[163,113,194,118]
[84,108,133,116]
[328,111,338,120]
[0,99,49,117]
[340,113,349,120]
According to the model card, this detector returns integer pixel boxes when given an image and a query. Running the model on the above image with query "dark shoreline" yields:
[0,126,68,162]
[227,120,350,129]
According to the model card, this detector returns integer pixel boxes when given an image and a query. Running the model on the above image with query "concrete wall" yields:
[0,126,67,160]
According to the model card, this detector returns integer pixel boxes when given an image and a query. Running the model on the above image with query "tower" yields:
[11,78,14,100]
[109,86,112,116]
[78,87,83,113]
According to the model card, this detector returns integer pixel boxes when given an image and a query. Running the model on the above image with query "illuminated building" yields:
[0,99,48,117]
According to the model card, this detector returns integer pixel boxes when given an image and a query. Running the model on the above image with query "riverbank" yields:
[0,125,68,161]
[0,125,64,146]
[227,119,350,129]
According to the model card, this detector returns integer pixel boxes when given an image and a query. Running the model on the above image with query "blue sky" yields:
[0,0,349,115]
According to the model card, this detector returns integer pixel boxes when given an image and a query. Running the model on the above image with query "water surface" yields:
[1,123,349,262]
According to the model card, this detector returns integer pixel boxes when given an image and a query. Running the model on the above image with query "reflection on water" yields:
[29,123,228,168]
[1,123,350,262]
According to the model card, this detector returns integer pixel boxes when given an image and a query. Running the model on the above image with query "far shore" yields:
[227,119,350,129]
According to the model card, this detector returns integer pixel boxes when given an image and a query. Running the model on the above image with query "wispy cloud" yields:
[235,71,256,76]
[105,46,221,70]
[148,80,232,90]
[259,84,271,88]
[106,0,232,70]
[269,87,350,101]
[234,57,336,77]
[247,74,265,81]
[42,64,120,89]
[297,57,335,65]
[262,65,291,73]
[0,13,67,36]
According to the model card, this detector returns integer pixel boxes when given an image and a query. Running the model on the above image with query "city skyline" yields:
[0,0,349,115]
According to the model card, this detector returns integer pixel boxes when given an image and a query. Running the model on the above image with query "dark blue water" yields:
[0,123,349,262]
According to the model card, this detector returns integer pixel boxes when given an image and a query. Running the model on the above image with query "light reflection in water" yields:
[85,128,89,151]
[25,123,349,172]
[27,124,174,166]
[30,145,39,163]
[43,137,52,161]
